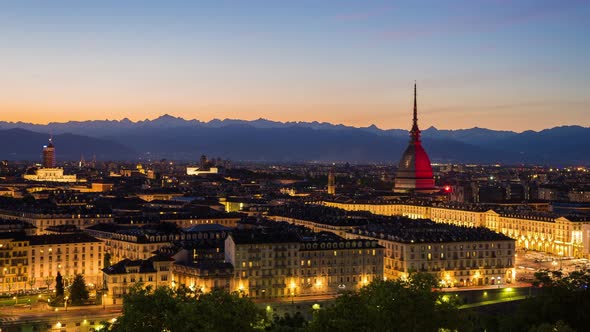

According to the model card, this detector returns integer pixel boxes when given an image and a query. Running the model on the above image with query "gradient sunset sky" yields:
[1,0,589,131]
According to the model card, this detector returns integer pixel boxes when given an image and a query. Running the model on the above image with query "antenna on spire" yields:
[410,81,421,143]
[413,81,417,125]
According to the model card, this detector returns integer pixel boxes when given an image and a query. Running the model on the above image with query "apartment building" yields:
[225,225,383,299]
[28,234,104,289]
[324,200,590,258]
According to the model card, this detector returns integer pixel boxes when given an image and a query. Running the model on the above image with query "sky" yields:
[0,0,589,132]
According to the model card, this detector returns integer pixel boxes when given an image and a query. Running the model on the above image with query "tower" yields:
[79,154,86,169]
[327,168,336,195]
[42,137,56,168]
[394,83,436,193]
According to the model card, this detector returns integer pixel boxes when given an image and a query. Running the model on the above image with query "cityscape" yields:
[1,1,590,332]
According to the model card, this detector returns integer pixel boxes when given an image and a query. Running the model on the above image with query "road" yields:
[515,250,589,282]
[0,304,122,325]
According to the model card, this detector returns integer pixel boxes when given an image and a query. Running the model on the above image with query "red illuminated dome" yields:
[394,83,436,193]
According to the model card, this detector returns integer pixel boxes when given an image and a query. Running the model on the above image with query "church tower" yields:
[327,168,336,195]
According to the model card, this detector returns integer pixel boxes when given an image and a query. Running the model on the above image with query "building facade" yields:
[0,233,104,293]
[0,233,29,293]
[323,201,590,258]
[102,256,173,305]
[347,226,515,287]
[225,230,383,299]
[28,234,105,289]
[0,210,112,235]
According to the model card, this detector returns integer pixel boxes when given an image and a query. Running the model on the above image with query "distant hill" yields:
[0,128,135,161]
[0,116,588,164]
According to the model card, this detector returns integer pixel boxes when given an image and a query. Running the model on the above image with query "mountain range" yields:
[0,115,588,164]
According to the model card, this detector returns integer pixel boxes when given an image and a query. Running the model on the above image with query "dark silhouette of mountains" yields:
[0,115,588,164]
[0,128,134,161]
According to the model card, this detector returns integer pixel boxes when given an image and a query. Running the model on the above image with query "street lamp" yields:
[64,296,68,312]
[103,293,107,310]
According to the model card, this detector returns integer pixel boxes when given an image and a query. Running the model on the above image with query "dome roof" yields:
[394,141,435,192]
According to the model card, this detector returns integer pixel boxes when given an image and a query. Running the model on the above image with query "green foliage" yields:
[528,320,576,332]
[69,274,90,305]
[479,269,590,331]
[269,312,307,332]
[109,285,265,332]
[308,273,466,332]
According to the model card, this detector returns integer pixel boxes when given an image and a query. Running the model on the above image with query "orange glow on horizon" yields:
[2,100,588,132]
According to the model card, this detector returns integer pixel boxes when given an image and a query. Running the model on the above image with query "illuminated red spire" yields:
[394,82,435,193]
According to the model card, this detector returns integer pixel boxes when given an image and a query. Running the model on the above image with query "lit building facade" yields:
[23,168,78,183]
[224,230,383,299]
[102,256,173,305]
[323,201,590,258]
[272,208,514,287]
[0,233,29,294]
[0,210,113,235]
[186,167,219,176]
[0,233,104,293]
[327,169,336,195]
[28,234,105,289]
[348,226,515,287]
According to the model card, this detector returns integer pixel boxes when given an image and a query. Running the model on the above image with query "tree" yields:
[269,312,307,332]
[69,274,89,306]
[308,273,466,332]
[44,276,53,290]
[529,321,576,332]
[104,252,112,268]
[55,272,64,298]
[109,285,265,332]
[496,269,590,331]
[27,277,35,292]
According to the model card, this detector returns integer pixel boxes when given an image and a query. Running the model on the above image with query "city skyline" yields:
[1,0,589,131]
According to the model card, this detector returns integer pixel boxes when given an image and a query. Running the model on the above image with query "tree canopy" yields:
[496,269,590,331]
[55,272,64,298]
[110,285,265,332]
[308,273,465,332]
[69,274,90,305]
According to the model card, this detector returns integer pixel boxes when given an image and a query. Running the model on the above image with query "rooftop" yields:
[352,217,513,244]
[27,233,102,245]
